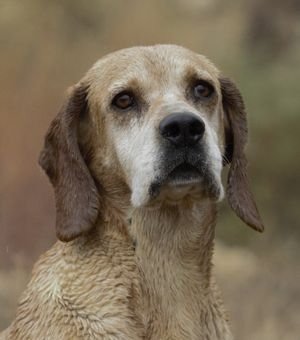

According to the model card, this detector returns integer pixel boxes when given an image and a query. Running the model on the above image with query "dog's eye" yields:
[193,81,214,99]
[112,91,135,110]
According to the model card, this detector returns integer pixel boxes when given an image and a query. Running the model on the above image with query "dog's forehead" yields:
[86,45,220,93]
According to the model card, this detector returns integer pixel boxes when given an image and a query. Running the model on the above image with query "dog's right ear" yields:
[220,76,264,233]
[39,83,99,242]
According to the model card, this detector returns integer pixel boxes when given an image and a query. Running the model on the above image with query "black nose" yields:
[159,113,205,147]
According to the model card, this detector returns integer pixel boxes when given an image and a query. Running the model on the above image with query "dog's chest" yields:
[136,292,232,340]
[134,267,232,340]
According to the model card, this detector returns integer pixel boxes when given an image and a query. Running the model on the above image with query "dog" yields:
[1,45,264,340]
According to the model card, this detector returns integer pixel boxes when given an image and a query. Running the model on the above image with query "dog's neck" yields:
[130,200,222,337]
[95,190,231,337]
[100,187,217,296]
[132,200,216,294]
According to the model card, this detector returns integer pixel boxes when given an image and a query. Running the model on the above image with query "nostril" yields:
[189,120,205,139]
[164,122,180,138]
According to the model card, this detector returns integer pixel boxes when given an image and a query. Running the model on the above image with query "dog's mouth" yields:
[148,151,222,203]
[165,162,203,187]
[149,159,208,199]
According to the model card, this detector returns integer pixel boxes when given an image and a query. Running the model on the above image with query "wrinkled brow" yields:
[183,65,215,85]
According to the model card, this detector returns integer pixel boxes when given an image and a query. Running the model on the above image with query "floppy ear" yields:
[39,83,99,241]
[220,76,264,232]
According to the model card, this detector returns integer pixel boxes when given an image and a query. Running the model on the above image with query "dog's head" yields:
[39,45,264,241]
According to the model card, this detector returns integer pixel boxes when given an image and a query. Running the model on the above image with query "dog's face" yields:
[39,45,264,241]
[86,46,224,207]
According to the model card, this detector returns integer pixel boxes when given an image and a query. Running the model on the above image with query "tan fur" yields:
[1,45,263,339]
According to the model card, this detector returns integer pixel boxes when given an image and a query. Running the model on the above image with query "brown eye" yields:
[112,91,135,110]
[193,81,214,99]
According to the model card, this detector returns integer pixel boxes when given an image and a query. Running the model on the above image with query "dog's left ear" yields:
[220,76,264,232]
[39,83,100,242]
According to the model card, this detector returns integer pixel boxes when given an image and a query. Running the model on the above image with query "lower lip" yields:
[166,177,203,187]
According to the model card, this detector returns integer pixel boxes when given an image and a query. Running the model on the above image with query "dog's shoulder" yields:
[3,235,144,339]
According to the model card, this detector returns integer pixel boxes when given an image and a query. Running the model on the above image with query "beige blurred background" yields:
[0,0,299,339]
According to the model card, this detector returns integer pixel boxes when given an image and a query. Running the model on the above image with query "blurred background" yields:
[0,0,299,338]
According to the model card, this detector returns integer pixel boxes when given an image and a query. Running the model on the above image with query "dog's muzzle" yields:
[148,112,221,201]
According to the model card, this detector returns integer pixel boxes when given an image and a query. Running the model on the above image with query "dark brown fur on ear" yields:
[39,84,99,241]
[220,76,264,232]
